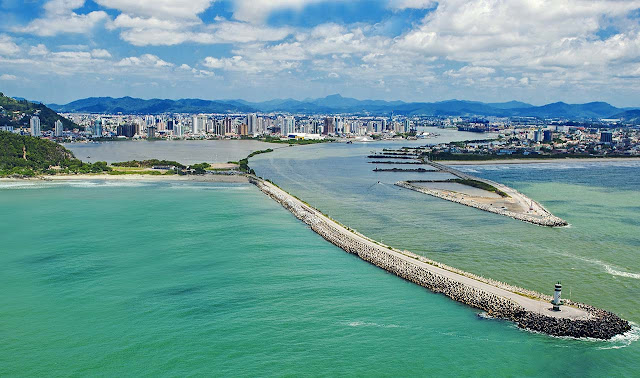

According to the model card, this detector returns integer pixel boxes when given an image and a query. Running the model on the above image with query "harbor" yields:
[248,175,631,339]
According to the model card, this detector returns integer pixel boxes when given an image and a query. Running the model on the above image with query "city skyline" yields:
[3,1,640,106]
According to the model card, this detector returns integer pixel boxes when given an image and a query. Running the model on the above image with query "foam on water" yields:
[566,254,640,280]
[345,321,401,328]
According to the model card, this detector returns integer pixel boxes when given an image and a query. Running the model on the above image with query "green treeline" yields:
[0,93,77,131]
[112,159,186,169]
[450,178,509,198]
[262,136,332,145]
[0,131,109,176]
[239,148,274,174]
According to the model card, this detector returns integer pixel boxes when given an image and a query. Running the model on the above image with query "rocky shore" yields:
[397,181,568,227]
[250,176,630,339]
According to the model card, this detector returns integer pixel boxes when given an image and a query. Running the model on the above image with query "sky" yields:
[2,0,640,106]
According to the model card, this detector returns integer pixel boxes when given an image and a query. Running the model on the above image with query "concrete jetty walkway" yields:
[249,175,630,339]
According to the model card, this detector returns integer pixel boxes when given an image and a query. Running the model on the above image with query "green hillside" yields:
[0,92,77,131]
[0,131,108,176]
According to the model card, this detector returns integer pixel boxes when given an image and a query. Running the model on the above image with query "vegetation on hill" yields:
[0,131,109,176]
[0,92,77,131]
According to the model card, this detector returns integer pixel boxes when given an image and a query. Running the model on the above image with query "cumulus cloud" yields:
[0,74,18,80]
[95,0,213,20]
[16,0,109,36]
[117,54,173,67]
[0,35,20,56]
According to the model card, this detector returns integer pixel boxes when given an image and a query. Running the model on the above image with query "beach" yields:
[1,173,249,183]
[438,157,640,165]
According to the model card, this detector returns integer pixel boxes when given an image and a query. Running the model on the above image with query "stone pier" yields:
[249,176,630,339]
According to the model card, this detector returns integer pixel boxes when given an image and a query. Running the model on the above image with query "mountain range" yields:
[48,94,639,120]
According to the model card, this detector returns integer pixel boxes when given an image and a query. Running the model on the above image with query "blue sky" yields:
[2,0,640,106]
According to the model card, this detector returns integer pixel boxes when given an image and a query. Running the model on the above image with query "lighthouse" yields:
[551,282,562,311]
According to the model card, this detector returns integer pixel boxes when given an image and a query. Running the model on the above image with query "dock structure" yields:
[249,175,630,340]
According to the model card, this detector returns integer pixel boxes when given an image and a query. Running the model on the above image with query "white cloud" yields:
[95,0,213,20]
[445,66,496,78]
[29,44,50,56]
[0,74,18,80]
[117,54,173,67]
[16,0,109,36]
[0,35,20,56]
[91,49,112,58]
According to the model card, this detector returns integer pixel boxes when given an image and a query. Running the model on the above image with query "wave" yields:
[345,321,401,328]
[0,180,149,190]
[568,255,640,280]
[597,324,640,350]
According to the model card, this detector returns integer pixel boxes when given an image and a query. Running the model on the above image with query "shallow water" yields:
[63,139,276,164]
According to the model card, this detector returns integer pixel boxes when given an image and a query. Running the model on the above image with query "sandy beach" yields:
[1,173,249,183]
[438,157,640,165]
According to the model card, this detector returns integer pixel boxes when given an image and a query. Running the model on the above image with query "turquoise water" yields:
[0,179,638,376]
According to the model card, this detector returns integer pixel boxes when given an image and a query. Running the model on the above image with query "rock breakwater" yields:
[249,176,630,339]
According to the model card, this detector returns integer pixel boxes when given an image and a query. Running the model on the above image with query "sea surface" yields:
[63,139,275,164]
[2,130,639,376]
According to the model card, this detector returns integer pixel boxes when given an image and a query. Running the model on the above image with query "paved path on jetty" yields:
[254,178,589,321]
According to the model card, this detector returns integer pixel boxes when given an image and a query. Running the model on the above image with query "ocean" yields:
[2,135,639,376]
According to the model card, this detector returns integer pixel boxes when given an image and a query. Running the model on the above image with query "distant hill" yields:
[50,96,257,114]
[0,92,77,131]
[611,109,640,124]
[49,94,637,119]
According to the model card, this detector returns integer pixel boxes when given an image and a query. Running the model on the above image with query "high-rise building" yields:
[600,131,613,143]
[147,126,157,138]
[93,118,103,137]
[117,124,136,138]
[323,117,335,135]
[533,129,543,142]
[54,120,63,137]
[192,115,198,134]
[543,129,553,142]
[224,117,233,134]
[247,113,258,135]
[167,119,174,131]
[30,116,41,137]
[403,119,411,133]
[174,123,184,137]
[238,123,248,136]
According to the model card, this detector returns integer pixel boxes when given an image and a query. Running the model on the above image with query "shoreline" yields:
[436,157,640,165]
[0,173,249,183]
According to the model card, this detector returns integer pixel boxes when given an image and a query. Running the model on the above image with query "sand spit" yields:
[249,175,630,339]
[395,160,568,227]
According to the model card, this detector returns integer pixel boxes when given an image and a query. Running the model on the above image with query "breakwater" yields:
[249,176,630,339]
[397,181,568,227]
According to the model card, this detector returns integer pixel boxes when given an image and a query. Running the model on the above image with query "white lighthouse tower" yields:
[551,282,562,311]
